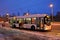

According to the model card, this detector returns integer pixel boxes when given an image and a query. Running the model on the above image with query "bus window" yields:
[19,18,24,23]
[32,18,36,24]
[24,18,31,24]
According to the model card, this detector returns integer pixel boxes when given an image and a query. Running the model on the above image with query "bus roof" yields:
[17,14,47,18]
[10,14,47,19]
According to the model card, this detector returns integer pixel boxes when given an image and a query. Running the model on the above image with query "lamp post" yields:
[6,13,9,21]
[6,13,9,18]
[50,4,54,22]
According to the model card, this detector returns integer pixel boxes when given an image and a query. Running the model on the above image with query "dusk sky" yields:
[0,0,60,16]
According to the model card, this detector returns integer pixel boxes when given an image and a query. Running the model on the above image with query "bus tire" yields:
[12,24,16,28]
[31,25,35,30]
[19,26,22,29]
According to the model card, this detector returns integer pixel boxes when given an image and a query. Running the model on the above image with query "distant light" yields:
[50,4,53,8]
[6,13,9,15]
[26,13,29,16]
[24,12,29,16]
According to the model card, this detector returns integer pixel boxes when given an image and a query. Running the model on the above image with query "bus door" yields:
[40,17,44,30]
[36,17,41,29]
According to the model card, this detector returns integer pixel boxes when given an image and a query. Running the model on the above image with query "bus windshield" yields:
[44,16,51,26]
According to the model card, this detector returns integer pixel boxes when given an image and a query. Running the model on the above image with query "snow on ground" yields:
[0,22,60,40]
[0,27,60,40]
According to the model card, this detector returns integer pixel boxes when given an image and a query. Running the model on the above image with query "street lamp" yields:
[50,4,54,22]
[6,13,10,21]
[6,13,9,18]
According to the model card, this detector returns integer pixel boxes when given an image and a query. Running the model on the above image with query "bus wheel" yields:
[31,25,35,30]
[13,24,16,28]
[19,26,21,29]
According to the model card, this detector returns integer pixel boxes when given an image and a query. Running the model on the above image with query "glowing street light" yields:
[26,13,29,16]
[50,4,53,8]
[49,4,54,22]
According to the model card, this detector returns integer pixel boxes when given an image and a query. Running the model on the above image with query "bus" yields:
[10,14,51,31]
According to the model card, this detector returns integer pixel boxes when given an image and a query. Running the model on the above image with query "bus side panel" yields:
[23,24,36,29]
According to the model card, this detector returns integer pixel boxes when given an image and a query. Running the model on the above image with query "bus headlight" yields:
[44,25,51,30]
[45,27,48,30]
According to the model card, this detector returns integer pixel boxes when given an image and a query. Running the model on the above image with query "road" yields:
[52,22,60,30]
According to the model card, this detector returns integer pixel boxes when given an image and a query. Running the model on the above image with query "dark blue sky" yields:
[0,0,60,16]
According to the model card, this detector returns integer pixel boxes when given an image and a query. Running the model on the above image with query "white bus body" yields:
[10,14,51,30]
